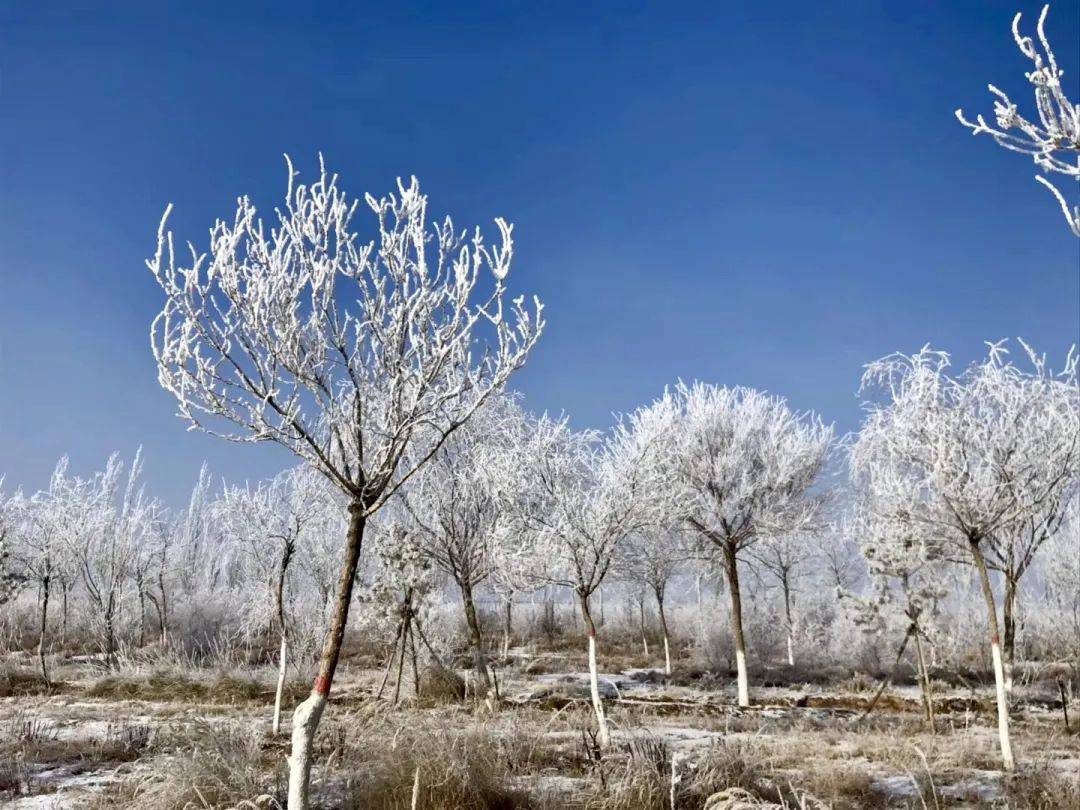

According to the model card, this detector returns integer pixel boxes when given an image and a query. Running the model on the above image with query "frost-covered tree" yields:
[956,5,1079,236]
[489,518,549,660]
[363,517,441,704]
[1040,494,1080,654]
[60,452,160,670]
[0,485,20,609]
[632,382,833,707]
[751,531,816,668]
[981,346,1078,686]
[221,466,324,734]
[483,403,557,660]
[843,492,946,729]
[852,341,1078,770]
[147,157,542,809]
[6,472,70,686]
[816,518,864,592]
[400,396,522,691]
[614,526,689,674]
[494,414,656,746]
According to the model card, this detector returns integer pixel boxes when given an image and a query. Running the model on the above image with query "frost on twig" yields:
[956,5,1079,236]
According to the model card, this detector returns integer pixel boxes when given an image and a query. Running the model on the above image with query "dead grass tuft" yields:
[417,663,467,704]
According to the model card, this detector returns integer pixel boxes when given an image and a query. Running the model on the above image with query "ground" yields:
[1,643,1077,809]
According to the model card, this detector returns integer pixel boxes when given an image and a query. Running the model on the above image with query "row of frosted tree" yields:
[2,8,1077,805]
[3,336,1076,786]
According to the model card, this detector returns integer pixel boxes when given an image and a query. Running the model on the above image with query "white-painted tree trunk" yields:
[735,648,749,708]
[991,639,1015,770]
[972,542,1015,772]
[786,632,795,667]
[273,634,288,735]
[639,597,649,657]
[663,634,671,676]
[587,633,611,747]
[288,691,327,810]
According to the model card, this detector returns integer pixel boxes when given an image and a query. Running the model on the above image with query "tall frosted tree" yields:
[852,341,1078,770]
[147,157,543,809]
[632,382,833,707]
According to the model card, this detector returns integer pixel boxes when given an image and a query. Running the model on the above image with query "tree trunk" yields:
[273,633,289,735]
[157,572,169,646]
[782,574,795,667]
[638,594,649,657]
[273,542,294,735]
[460,581,491,690]
[913,629,935,732]
[287,502,366,810]
[409,623,420,698]
[393,613,409,705]
[970,540,1015,771]
[38,575,51,689]
[655,587,672,676]
[722,543,750,707]
[104,601,117,671]
[138,584,147,648]
[502,594,513,659]
[60,581,68,648]
[1003,575,1017,693]
[377,618,405,700]
[578,590,610,747]
[695,574,704,638]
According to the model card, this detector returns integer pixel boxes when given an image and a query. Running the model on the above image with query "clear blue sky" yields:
[2,1,1078,505]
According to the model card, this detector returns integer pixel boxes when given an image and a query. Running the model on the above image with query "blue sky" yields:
[1,1,1078,505]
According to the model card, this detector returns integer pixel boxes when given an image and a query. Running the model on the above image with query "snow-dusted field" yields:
[2,646,1077,809]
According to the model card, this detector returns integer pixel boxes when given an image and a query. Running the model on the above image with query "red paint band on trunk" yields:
[991,635,999,646]
[313,676,331,696]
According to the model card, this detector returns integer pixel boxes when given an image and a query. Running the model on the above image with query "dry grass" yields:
[88,721,286,810]
[417,663,467,704]
[1001,760,1080,810]
[0,663,65,697]
[0,710,151,802]
[85,668,308,706]
[8,646,1078,809]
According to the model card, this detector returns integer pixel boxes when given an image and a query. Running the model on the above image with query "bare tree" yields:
[147,157,542,809]
[7,465,73,687]
[956,5,1079,236]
